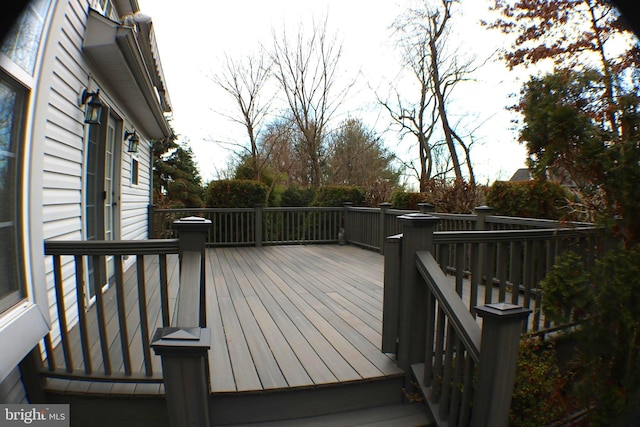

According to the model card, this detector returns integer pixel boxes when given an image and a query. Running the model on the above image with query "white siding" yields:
[35,0,158,347]
[0,367,27,404]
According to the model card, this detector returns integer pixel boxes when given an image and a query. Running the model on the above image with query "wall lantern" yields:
[124,130,140,153]
[81,88,103,125]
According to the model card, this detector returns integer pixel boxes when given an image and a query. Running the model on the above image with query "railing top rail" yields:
[416,250,481,362]
[386,208,415,215]
[431,212,478,221]
[264,206,342,212]
[44,239,180,255]
[486,214,594,228]
[153,207,255,213]
[432,226,598,245]
[344,206,380,212]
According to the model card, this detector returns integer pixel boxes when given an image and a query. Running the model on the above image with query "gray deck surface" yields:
[205,245,403,392]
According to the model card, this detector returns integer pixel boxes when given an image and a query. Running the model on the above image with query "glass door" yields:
[85,110,120,300]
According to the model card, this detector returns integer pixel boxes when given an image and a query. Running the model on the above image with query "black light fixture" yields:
[81,88,103,125]
[124,130,140,153]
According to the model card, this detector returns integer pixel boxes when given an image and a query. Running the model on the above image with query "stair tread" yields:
[219,402,434,427]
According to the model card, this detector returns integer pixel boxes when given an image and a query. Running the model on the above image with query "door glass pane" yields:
[105,123,114,241]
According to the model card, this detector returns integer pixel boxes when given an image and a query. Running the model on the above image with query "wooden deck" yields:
[205,245,403,392]
[45,244,403,396]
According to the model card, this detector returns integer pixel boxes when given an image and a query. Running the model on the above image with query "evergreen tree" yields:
[153,134,203,208]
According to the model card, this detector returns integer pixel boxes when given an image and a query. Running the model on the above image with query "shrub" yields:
[510,338,567,427]
[312,185,365,207]
[390,180,486,213]
[280,185,317,207]
[541,246,640,424]
[486,179,571,220]
[205,179,268,208]
[390,190,428,210]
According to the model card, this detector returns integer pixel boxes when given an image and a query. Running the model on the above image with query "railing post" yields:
[255,204,263,248]
[475,205,494,231]
[472,303,531,427]
[172,216,211,328]
[152,216,212,427]
[343,202,353,242]
[379,202,392,254]
[148,204,156,238]
[382,233,402,353]
[418,202,435,214]
[151,328,211,427]
[396,213,441,373]
[474,206,494,304]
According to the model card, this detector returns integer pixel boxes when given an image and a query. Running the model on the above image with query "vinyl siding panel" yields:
[0,367,27,404]
[43,204,81,223]
[40,0,90,348]
[38,0,159,352]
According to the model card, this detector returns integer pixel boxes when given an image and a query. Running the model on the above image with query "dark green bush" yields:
[205,179,268,208]
[541,247,640,424]
[312,185,365,207]
[486,179,570,220]
[510,338,567,427]
[390,190,428,210]
[280,185,317,207]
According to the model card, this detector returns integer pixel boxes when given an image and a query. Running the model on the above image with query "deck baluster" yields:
[73,255,92,374]
[114,255,132,376]
[134,255,152,376]
[52,255,73,373]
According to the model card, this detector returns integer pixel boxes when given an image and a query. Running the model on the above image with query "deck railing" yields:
[382,213,603,427]
[42,239,180,383]
[383,214,532,427]
[149,204,593,253]
[150,206,343,246]
[432,226,601,333]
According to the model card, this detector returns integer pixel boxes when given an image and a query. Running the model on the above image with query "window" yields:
[0,72,26,313]
[95,0,117,20]
[131,158,139,185]
[1,0,52,75]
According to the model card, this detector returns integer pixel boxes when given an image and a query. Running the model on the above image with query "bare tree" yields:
[211,50,274,181]
[270,16,352,186]
[382,0,479,189]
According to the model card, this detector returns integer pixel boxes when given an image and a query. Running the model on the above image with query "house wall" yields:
[32,0,156,348]
[0,0,168,388]
[0,367,27,404]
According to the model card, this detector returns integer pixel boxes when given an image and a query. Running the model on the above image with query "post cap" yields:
[398,212,440,227]
[475,303,531,321]
[173,216,212,231]
[174,216,211,224]
[151,327,211,355]
[474,206,494,213]
[417,203,435,213]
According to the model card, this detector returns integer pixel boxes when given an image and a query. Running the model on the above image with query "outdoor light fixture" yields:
[124,130,140,153]
[81,88,103,124]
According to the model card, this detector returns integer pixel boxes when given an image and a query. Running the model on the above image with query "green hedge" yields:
[390,191,429,210]
[280,185,317,207]
[486,180,569,220]
[205,179,268,208]
[312,185,365,207]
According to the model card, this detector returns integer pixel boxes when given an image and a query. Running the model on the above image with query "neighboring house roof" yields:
[509,168,532,182]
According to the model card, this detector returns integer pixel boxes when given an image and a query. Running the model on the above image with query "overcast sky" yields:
[137,0,529,186]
